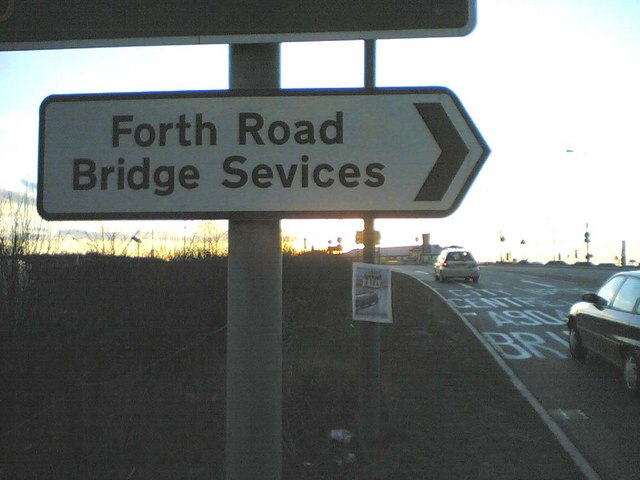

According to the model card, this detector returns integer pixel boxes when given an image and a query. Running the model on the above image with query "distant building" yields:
[344,243,444,264]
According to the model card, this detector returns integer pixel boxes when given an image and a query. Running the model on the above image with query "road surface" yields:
[395,263,639,480]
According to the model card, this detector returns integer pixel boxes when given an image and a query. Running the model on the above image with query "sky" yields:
[1,0,640,263]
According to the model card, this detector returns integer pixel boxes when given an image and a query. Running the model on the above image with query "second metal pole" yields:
[358,39,382,445]
[226,43,282,480]
[358,216,381,442]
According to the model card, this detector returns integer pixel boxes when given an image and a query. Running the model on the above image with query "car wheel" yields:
[569,327,587,360]
[472,277,479,284]
[623,352,640,397]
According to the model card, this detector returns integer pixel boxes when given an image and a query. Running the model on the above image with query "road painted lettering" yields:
[510,332,566,359]
[449,295,570,310]
[484,332,532,360]
[488,309,565,327]
[484,331,568,360]
[448,287,510,297]
[546,330,569,349]
[444,285,573,361]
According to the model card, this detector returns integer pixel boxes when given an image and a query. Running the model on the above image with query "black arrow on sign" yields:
[413,102,469,202]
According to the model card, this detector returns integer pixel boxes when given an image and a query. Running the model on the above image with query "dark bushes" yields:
[2,252,358,479]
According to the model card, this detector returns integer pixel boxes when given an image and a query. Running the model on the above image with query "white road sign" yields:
[37,87,489,220]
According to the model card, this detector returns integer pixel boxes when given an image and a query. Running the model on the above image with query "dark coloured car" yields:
[355,287,378,311]
[567,271,640,396]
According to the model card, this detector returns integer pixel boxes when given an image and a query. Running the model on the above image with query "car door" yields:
[578,275,625,358]
[612,277,640,364]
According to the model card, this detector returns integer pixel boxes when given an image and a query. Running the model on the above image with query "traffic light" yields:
[584,231,590,243]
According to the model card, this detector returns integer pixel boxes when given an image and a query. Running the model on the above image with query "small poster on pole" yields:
[352,263,392,323]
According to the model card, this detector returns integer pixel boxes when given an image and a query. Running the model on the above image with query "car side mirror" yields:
[583,293,607,309]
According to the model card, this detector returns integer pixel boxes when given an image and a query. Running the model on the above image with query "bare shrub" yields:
[83,226,130,256]
[189,221,229,258]
[0,191,62,329]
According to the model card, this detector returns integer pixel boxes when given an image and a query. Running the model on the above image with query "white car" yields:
[434,249,479,283]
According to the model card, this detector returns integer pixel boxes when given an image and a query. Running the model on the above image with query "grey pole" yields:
[358,39,382,443]
[226,43,282,480]
[359,216,381,442]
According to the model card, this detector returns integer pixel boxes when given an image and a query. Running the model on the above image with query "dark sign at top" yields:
[0,0,476,51]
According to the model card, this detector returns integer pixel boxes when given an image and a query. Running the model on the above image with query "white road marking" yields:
[520,279,555,288]
[551,409,589,421]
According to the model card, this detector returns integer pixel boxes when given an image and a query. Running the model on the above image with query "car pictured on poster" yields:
[567,271,640,396]
[434,248,479,283]
[355,287,379,311]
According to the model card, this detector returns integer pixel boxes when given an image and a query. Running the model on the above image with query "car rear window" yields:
[446,251,475,262]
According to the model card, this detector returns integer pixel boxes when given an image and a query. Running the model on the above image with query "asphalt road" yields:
[394,263,640,480]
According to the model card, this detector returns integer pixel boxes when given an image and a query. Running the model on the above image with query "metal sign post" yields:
[358,40,381,444]
[359,216,382,442]
[226,43,282,480]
